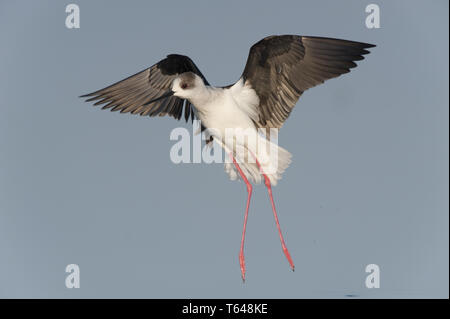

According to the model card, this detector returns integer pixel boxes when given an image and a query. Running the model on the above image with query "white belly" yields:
[196,92,256,136]
[190,83,292,186]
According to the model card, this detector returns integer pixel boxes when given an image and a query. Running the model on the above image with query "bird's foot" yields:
[282,245,295,271]
[239,252,246,282]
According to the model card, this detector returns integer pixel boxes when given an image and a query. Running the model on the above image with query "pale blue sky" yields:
[0,0,448,298]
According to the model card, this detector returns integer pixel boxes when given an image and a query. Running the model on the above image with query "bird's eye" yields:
[181,83,188,89]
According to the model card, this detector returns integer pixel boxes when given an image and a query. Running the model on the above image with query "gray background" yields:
[0,0,448,298]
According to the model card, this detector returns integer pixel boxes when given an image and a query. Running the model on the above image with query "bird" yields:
[81,35,375,282]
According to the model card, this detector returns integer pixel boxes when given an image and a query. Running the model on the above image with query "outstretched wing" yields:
[241,35,375,128]
[80,54,209,122]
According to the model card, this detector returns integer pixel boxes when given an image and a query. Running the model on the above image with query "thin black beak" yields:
[144,90,174,105]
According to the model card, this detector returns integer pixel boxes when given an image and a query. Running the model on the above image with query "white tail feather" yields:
[223,137,292,186]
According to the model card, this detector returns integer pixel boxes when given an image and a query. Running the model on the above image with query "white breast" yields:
[194,79,259,135]
[190,79,292,186]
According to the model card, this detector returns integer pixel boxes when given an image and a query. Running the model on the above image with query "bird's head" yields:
[171,72,206,100]
[145,72,206,106]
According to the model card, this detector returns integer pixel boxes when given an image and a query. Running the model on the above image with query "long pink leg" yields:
[229,152,252,282]
[254,158,295,271]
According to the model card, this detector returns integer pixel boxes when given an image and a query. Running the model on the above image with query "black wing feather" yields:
[80,54,209,122]
[242,35,375,128]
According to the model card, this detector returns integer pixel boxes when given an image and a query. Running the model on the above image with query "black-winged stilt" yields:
[81,35,375,281]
